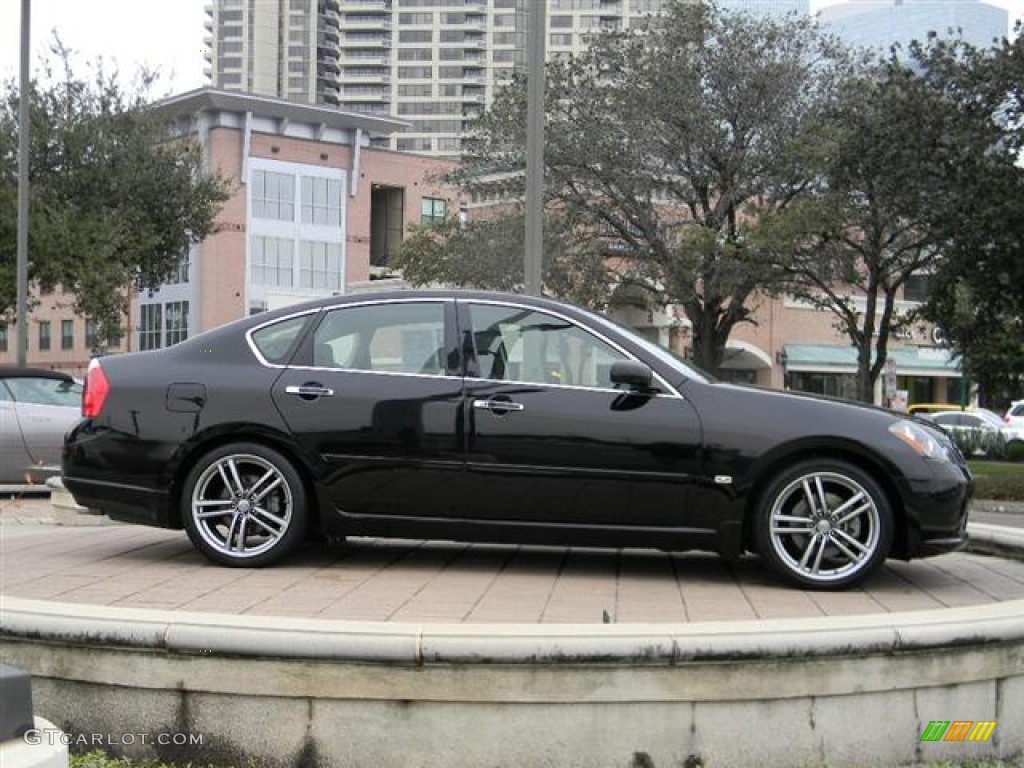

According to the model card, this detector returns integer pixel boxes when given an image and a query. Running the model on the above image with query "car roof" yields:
[0,367,73,381]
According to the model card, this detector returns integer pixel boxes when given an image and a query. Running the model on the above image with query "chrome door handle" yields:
[285,385,335,398]
[473,399,524,412]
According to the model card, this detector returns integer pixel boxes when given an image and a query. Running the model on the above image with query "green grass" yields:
[969,460,1024,502]
[70,751,241,768]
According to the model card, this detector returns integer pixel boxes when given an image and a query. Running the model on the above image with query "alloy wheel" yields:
[766,470,883,586]
[190,453,294,560]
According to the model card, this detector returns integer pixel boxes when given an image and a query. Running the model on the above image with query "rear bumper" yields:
[61,476,174,528]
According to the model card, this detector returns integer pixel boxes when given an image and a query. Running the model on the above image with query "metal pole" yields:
[524,0,546,296]
[16,0,31,366]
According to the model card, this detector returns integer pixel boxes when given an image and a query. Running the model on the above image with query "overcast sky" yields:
[1,0,1022,95]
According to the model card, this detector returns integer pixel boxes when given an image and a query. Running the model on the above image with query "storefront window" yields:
[789,371,858,401]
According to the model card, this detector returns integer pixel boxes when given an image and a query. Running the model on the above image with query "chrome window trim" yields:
[244,296,682,399]
[463,298,683,398]
[246,308,322,368]
[283,365,463,382]
[463,375,680,398]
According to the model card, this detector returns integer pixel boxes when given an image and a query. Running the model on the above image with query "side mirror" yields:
[610,360,654,390]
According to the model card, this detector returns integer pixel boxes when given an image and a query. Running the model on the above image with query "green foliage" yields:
[905,29,1024,404]
[454,1,852,373]
[755,52,963,402]
[0,40,231,338]
[1008,440,1024,464]
[391,212,618,310]
[946,429,1006,461]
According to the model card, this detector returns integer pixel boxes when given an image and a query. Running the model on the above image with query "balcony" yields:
[341,35,392,47]
[344,15,391,29]
[341,89,388,101]
[318,59,341,75]
[318,27,340,45]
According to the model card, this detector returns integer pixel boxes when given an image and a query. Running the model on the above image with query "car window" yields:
[973,409,1004,428]
[933,413,957,426]
[468,303,627,388]
[313,302,446,375]
[4,377,81,407]
[1011,404,1024,417]
[251,315,310,365]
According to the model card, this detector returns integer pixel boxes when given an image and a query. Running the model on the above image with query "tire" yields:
[182,442,308,567]
[754,459,893,590]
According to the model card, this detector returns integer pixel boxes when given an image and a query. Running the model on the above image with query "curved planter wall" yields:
[2,597,1022,768]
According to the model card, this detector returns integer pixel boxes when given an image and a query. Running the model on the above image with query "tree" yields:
[454,1,852,373]
[0,43,230,339]
[756,58,960,403]
[907,29,1024,405]
[392,211,619,311]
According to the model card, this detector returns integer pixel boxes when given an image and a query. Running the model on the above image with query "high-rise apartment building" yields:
[207,1,685,156]
[720,0,810,17]
[205,0,343,106]
[817,0,1008,53]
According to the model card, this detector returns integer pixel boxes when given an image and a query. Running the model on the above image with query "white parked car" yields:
[930,409,1022,457]
[1005,400,1024,430]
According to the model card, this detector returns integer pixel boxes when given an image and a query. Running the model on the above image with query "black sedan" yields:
[62,291,971,589]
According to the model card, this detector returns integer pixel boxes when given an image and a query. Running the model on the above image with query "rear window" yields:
[1011,403,1024,417]
[2,376,81,407]
[250,315,310,365]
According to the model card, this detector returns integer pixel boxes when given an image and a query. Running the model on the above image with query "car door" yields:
[271,299,468,520]
[458,299,704,532]
[1,376,81,475]
[0,380,34,483]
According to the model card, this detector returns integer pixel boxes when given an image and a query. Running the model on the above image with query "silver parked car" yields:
[929,409,1021,457]
[0,368,82,485]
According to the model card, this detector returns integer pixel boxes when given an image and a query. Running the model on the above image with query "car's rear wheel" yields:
[755,460,893,589]
[182,442,307,567]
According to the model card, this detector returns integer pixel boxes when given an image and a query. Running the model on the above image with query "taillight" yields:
[82,359,110,418]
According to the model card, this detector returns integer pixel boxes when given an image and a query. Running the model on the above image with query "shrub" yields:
[1006,440,1024,463]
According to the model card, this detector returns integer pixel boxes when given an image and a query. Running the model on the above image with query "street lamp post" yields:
[524,0,546,297]
[16,0,31,366]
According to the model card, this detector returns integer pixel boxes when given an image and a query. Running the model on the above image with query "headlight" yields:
[888,420,948,460]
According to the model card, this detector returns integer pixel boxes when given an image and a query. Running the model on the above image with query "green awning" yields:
[782,344,961,375]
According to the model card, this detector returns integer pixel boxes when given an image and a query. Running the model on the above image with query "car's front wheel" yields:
[755,460,893,589]
[182,442,308,567]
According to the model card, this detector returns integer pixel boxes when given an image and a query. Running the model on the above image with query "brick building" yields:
[0,88,459,374]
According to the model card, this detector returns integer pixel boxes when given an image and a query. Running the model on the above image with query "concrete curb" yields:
[4,595,1023,665]
[971,498,1024,515]
[4,525,1023,767]
[968,522,1024,561]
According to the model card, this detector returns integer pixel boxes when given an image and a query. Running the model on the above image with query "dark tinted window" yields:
[313,302,446,375]
[468,304,626,388]
[251,315,309,364]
